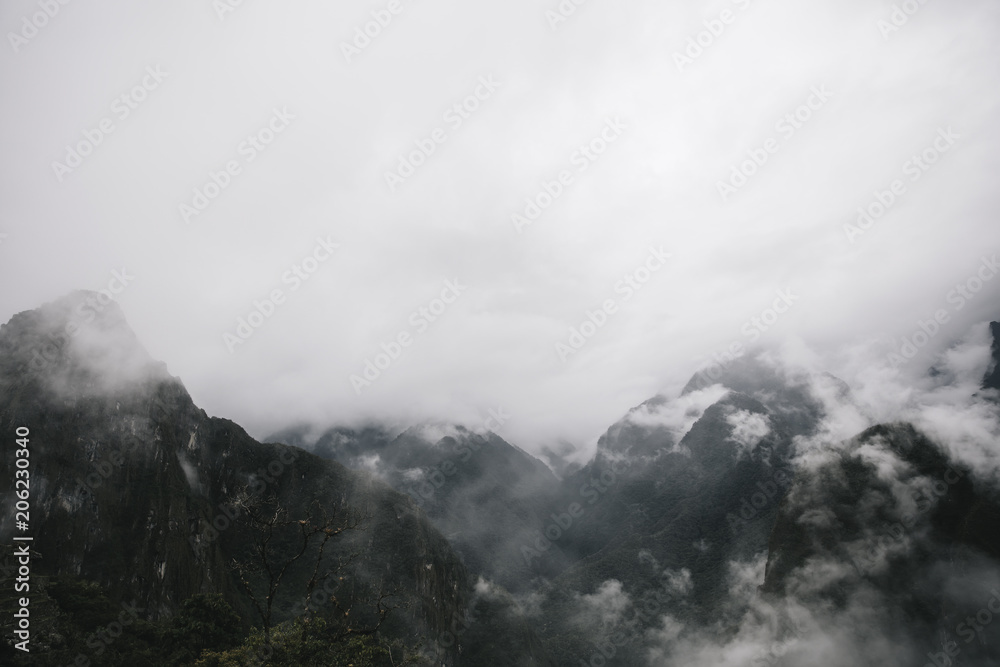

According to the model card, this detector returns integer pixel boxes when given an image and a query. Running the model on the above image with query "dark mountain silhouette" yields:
[2,292,998,666]
[0,292,553,666]
[269,422,563,592]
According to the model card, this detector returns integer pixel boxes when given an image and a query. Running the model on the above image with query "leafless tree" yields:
[229,490,366,645]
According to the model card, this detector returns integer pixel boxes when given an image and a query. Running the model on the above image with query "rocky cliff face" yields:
[273,422,563,593]
[759,421,1000,664]
[523,343,1000,666]
[3,293,998,665]
[0,293,554,665]
[523,356,832,664]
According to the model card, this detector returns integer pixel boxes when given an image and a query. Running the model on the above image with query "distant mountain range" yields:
[2,291,999,665]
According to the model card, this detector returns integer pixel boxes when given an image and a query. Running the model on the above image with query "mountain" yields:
[521,355,837,664]
[760,421,1000,664]
[3,291,999,666]
[269,422,563,592]
[0,292,553,666]
[533,334,1000,666]
[270,330,1000,666]
[984,321,1000,392]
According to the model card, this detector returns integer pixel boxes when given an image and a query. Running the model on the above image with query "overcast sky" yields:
[1,0,998,458]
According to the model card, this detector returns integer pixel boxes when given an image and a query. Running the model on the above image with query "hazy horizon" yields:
[2,0,999,460]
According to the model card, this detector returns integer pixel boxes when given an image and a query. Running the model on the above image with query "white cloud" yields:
[578,579,632,629]
[627,385,730,447]
[725,408,771,456]
[0,0,998,459]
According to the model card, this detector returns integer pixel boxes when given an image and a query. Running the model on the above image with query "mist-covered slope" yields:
[264,321,1000,666]
[2,291,998,666]
[536,324,1000,666]
[270,422,563,592]
[984,321,1000,393]
[0,292,554,666]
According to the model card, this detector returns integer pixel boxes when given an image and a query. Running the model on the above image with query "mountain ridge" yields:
[0,292,554,665]
[3,293,999,665]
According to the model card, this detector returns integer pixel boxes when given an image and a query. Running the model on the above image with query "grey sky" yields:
[1,0,998,458]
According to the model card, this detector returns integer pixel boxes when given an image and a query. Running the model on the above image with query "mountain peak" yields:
[0,290,169,398]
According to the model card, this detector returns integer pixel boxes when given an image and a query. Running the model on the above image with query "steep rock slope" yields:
[271,422,562,592]
[0,292,553,665]
[760,421,1000,664]
[528,356,839,665]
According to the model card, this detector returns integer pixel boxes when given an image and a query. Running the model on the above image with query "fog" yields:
[1,0,998,457]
